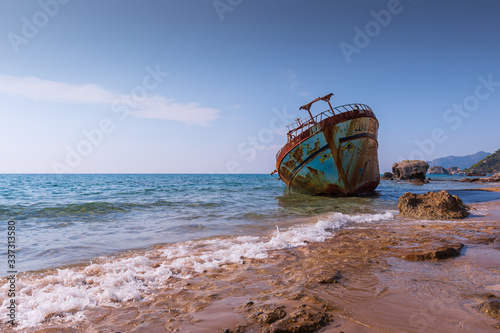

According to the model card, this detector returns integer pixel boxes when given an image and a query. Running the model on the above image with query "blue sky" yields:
[0,0,499,173]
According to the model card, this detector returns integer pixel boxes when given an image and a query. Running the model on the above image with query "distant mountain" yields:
[427,151,490,169]
[464,149,500,174]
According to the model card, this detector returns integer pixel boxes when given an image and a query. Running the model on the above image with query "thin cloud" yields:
[0,76,219,126]
[0,76,115,104]
[130,96,219,126]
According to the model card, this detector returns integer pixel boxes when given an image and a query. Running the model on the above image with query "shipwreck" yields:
[274,93,380,196]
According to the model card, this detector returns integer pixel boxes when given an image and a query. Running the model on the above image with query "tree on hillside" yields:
[464,149,500,174]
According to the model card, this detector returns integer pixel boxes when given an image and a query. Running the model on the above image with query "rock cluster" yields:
[428,166,448,174]
[466,171,486,176]
[398,190,470,219]
[459,173,500,183]
[484,173,500,182]
[446,167,462,175]
[392,160,429,181]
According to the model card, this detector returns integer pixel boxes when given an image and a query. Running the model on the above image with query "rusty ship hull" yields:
[276,97,380,196]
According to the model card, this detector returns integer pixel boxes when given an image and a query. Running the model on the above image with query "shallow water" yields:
[0,174,496,273]
[0,174,498,329]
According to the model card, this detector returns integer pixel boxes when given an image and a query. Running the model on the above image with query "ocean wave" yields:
[0,202,130,220]
[0,210,393,329]
[0,200,225,220]
[37,202,131,216]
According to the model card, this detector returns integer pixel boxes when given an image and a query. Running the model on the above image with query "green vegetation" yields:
[464,149,500,174]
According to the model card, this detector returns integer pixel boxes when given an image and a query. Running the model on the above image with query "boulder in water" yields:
[398,190,470,219]
[381,172,393,180]
[392,160,429,181]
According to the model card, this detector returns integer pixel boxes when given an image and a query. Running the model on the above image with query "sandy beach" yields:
[472,187,500,192]
[12,196,498,333]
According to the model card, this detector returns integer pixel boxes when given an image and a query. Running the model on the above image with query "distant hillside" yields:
[464,149,500,174]
[428,151,490,169]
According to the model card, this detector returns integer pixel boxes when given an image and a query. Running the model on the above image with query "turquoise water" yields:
[1,173,500,329]
[0,174,497,272]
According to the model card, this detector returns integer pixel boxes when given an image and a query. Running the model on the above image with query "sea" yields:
[0,173,499,329]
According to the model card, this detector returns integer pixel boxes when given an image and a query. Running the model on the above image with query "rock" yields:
[446,167,462,175]
[409,170,426,180]
[459,177,480,183]
[466,171,486,176]
[411,178,429,185]
[223,328,246,333]
[381,172,393,180]
[402,241,464,261]
[484,174,500,182]
[411,179,424,185]
[392,160,429,181]
[459,175,500,183]
[318,271,341,284]
[479,298,500,320]
[269,306,331,333]
[398,190,470,219]
[428,166,449,174]
[252,305,287,324]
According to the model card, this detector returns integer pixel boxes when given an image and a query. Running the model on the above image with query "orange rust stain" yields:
[306,166,320,176]
[291,145,304,162]
[323,125,351,193]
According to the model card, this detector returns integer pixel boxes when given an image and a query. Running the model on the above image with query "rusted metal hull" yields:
[276,109,379,196]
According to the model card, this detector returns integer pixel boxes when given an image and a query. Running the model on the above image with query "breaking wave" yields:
[0,211,393,329]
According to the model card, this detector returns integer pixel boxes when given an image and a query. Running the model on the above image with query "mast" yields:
[299,93,334,123]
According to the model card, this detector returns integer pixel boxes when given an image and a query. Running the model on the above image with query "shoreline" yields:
[469,186,500,192]
[16,198,500,333]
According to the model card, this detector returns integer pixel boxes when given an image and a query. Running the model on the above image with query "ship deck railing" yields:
[276,103,374,160]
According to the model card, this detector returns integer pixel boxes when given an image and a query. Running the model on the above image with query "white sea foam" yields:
[0,211,393,329]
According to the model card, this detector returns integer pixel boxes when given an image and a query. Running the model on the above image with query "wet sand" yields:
[11,201,500,332]
[472,186,500,192]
